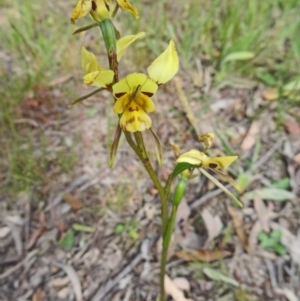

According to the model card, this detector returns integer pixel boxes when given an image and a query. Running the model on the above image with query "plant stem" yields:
[133,133,168,232]
[133,132,171,301]
[160,204,178,301]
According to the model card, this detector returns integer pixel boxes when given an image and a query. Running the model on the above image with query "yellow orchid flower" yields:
[177,149,237,169]
[117,0,139,19]
[113,73,158,132]
[112,40,179,132]
[81,47,114,88]
[71,0,138,24]
[81,32,144,88]
[176,149,241,205]
[71,0,111,24]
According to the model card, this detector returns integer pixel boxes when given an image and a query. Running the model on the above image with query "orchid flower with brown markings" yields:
[113,40,179,132]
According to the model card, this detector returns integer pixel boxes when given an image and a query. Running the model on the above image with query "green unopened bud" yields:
[99,19,117,75]
[173,176,188,206]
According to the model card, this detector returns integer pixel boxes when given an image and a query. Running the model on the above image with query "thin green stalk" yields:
[133,134,169,301]
[124,132,139,155]
[164,173,174,202]
[160,176,187,301]
[160,244,167,301]
[160,204,177,301]
[134,132,168,234]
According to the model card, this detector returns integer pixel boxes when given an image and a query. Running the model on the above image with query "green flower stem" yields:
[160,176,187,301]
[123,132,139,155]
[134,132,168,233]
[134,131,169,301]
[164,174,174,203]
[160,204,178,301]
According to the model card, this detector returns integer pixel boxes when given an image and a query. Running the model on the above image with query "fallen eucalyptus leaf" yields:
[243,187,295,202]
[175,249,231,262]
[203,267,239,287]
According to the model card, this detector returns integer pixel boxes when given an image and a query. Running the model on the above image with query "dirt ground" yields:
[1,74,300,301]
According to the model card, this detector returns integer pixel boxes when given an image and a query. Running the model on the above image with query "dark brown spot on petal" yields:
[129,105,139,112]
[209,163,218,169]
[137,117,150,129]
[91,1,97,10]
[142,92,154,97]
[115,92,126,98]
[126,117,135,124]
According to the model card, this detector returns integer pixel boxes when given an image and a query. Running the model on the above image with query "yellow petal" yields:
[176,149,207,166]
[113,77,131,96]
[147,40,179,85]
[117,0,139,18]
[113,93,130,114]
[90,0,111,23]
[81,47,105,74]
[202,156,238,169]
[136,93,155,112]
[71,0,92,24]
[113,73,156,96]
[83,70,114,88]
[116,32,145,62]
[140,76,158,95]
[120,102,152,132]
[125,73,148,88]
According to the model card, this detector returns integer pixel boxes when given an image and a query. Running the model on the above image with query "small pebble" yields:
[58,286,71,299]
[0,227,11,238]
